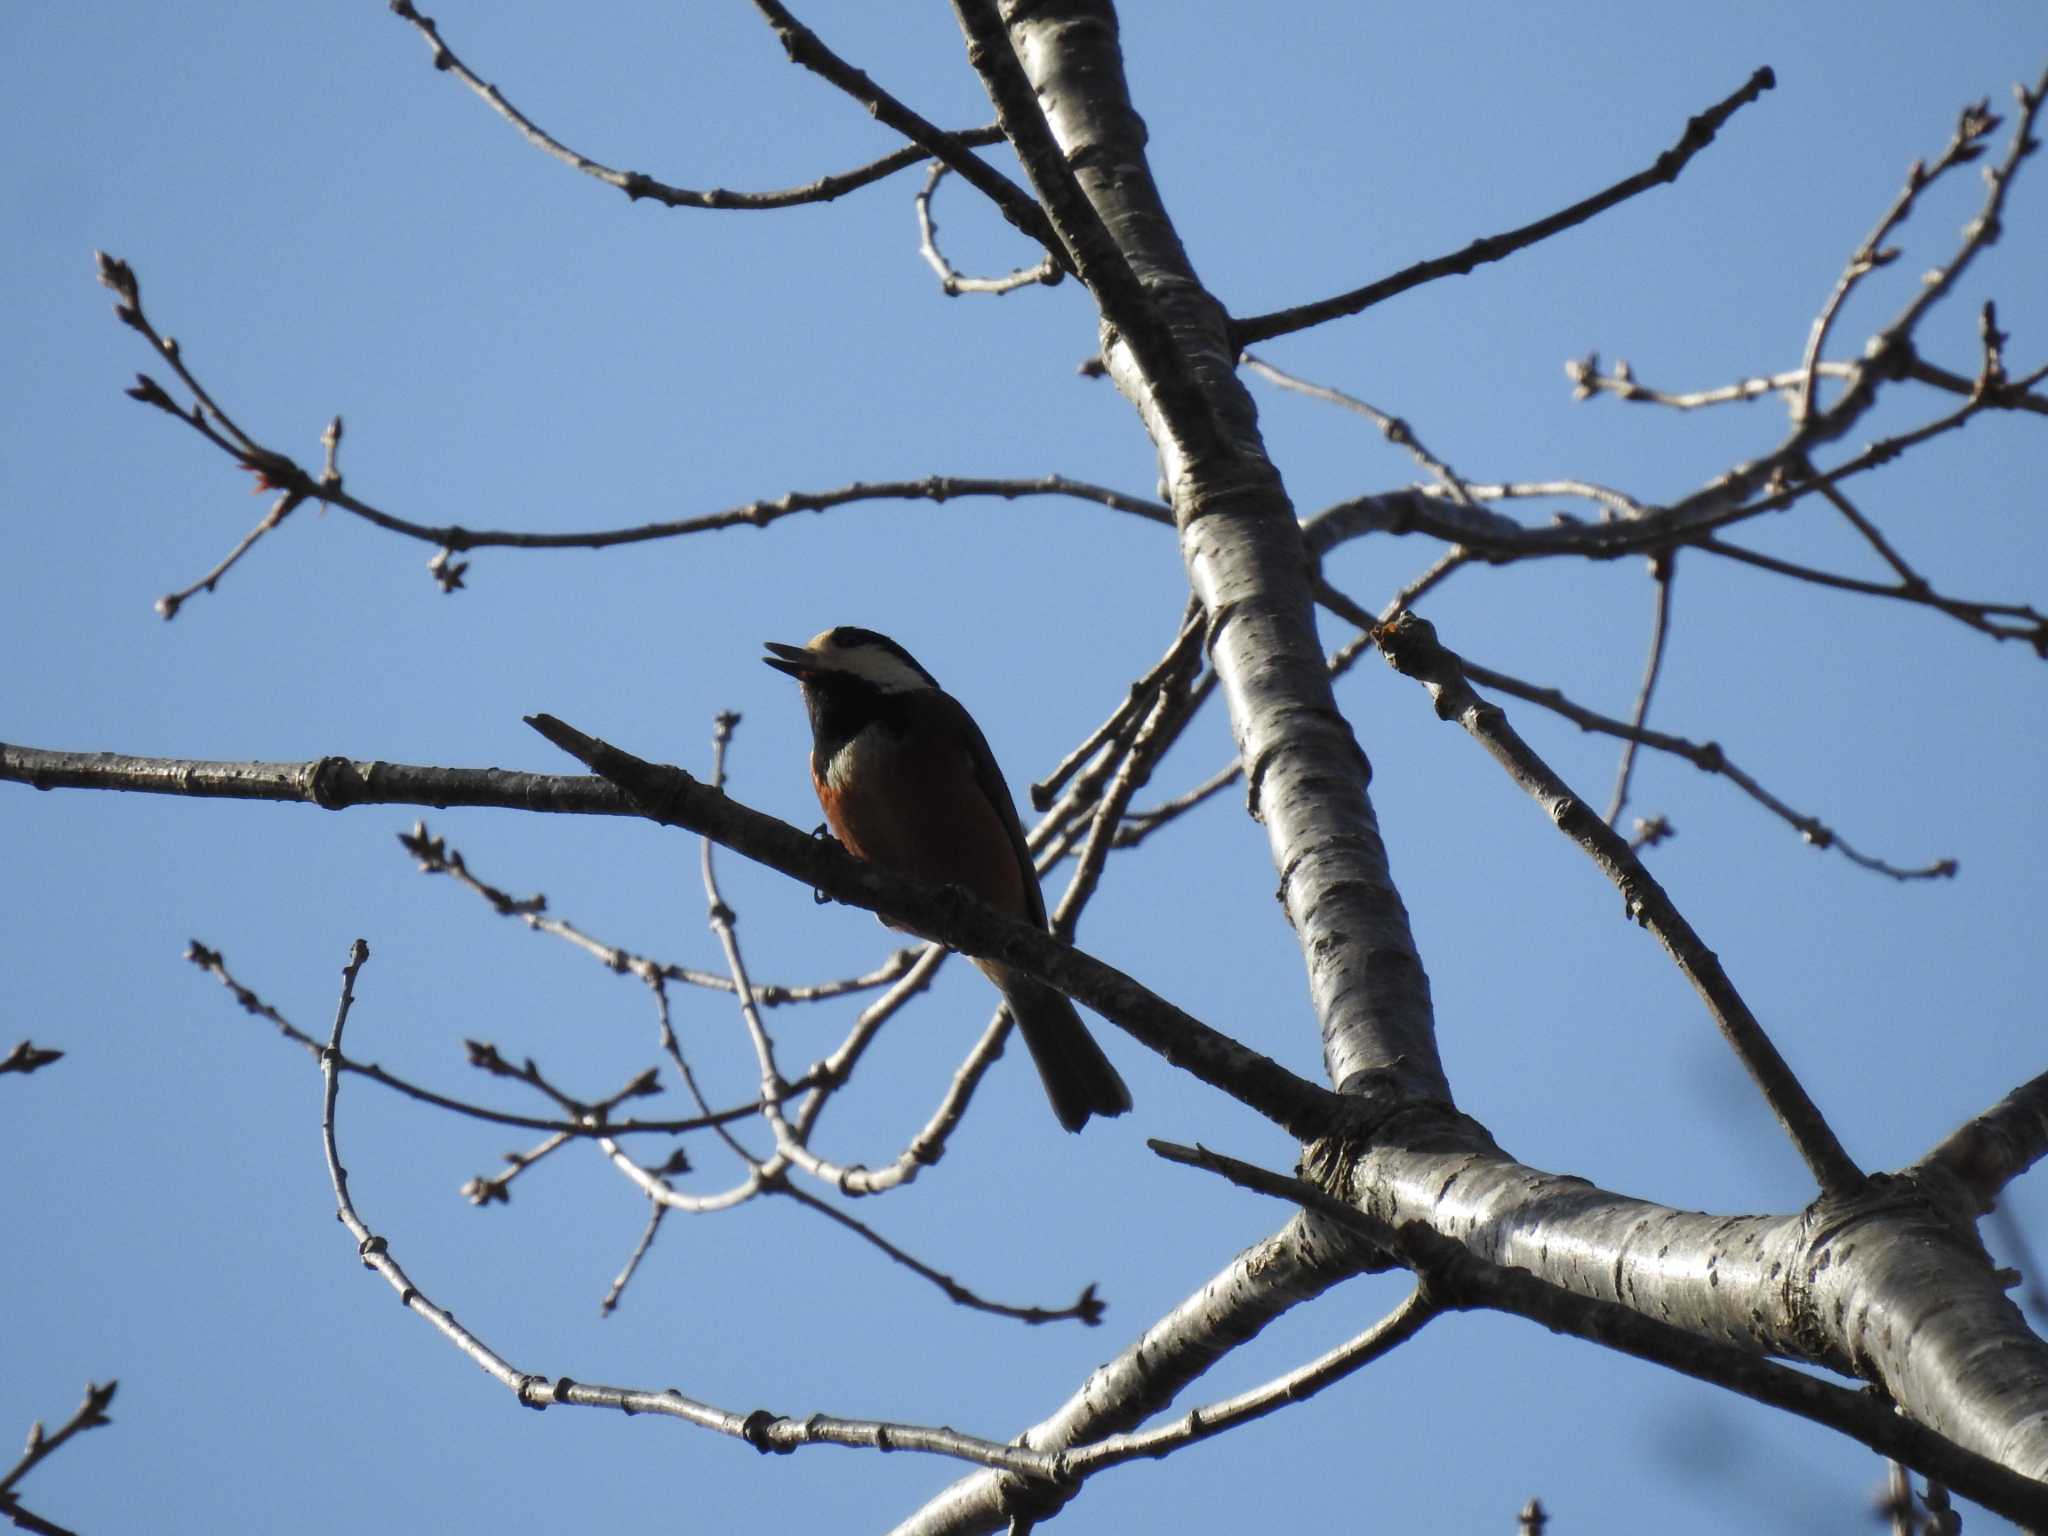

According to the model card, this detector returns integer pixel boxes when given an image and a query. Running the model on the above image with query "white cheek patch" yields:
[809,644,932,695]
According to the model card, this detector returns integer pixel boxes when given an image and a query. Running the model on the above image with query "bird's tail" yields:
[989,966,1132,1133]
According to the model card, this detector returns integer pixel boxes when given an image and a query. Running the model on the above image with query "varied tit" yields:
[763,626,1132,1133]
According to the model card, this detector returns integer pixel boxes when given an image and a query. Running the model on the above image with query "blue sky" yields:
[4,4,2045,1532]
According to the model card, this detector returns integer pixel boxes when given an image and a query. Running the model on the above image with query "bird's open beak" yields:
[762,641,811,679]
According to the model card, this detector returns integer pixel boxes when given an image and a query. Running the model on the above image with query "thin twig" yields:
[1243,353,1479,509]
[1697,533,2048,653]
[1604,553,1676,826]
[697,713,818,1177]
[152,490,304,620]
[314,939,1069,1479]
[185,939,746,1136]
[386,1,1007,211]
[1453,662,1956,881]
[639,965,766,1193]
[746,0,1062,258]
[1048,623,1206,940]
[458,1038,666,1125]
[1314,76,2048,582]
[1566,354,2048,418]
[1378,547,1473,623]
[459,1130,572,1207]
[0,1381,117,1536]
[776,1178,1107,1326]
[1064,1287,1438,1472]
[1033,601,1204,810]
[403,816,924,1003]
[914,162,1061,296]
[1810,474,1919,586]
[600,1199,667,1317]
[1233,67,1777,345]
[1796,94,2009,423]
[99,258,1171,584]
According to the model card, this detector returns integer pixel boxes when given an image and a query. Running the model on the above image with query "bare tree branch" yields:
[0,735,1344,1138]
[914,163,1062,296]
[1566,352,2048,417]
[949,0,1228,464]
[1374,612,1864,1195]
[1794,95,2010,422]
[522,713,1342,1135]
[745,0,1062,258]
[184,937,742,1137]
[386,1,1008,211]
[1064,1284,1438,1473]
[1456,659,1959,882]
[0,1381,117,1536]
[97,251,1169,600]
[313,939,1076,1479]
[1158,1140,2048,1530]
[1914,1068,2048,1209]
[1233,67,1777,346]
[1697,531,2048,653]
[1604,554,1676,826]
[401,820,926,1005]
[1243,352,1479,509]
[894,1213,1371,1535]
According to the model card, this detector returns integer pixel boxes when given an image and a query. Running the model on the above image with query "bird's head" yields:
[762,627,938,695]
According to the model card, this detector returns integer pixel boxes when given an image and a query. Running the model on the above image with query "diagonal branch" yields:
[1697,532,2048,653]
[1374,612,1863,1196]
[948,0,1225,465]
[891,1212,1372,1535]
[400,819,926,1005]
[1604,553,1675,826]
[522,713,1341,1138]
[1913,1068,2048,1209]
[1233,67,1776,346]
[386,1,1008,212]
[1243,352,1479,509]
[745,0,1062,259]
[1064,1283,1437,1474]
[1456,660,1958,882]
[0,1381,117,1536]
[0,736,1343,1139]
[1793,94,2009,422]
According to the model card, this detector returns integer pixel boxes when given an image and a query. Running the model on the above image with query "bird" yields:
[763,626,1132,1132]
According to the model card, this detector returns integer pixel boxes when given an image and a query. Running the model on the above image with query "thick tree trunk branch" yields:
[888,1211,1371,1535]
[0,735,1340,1139]
[981,0,1443,1111]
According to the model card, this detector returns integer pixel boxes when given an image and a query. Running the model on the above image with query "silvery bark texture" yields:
[908,3,2048,1530]
[990,1,1445,1110]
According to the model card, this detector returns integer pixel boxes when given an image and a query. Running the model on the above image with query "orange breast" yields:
[813,712,1031,921]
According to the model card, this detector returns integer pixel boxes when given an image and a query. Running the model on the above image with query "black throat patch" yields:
[803,670,914,766]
